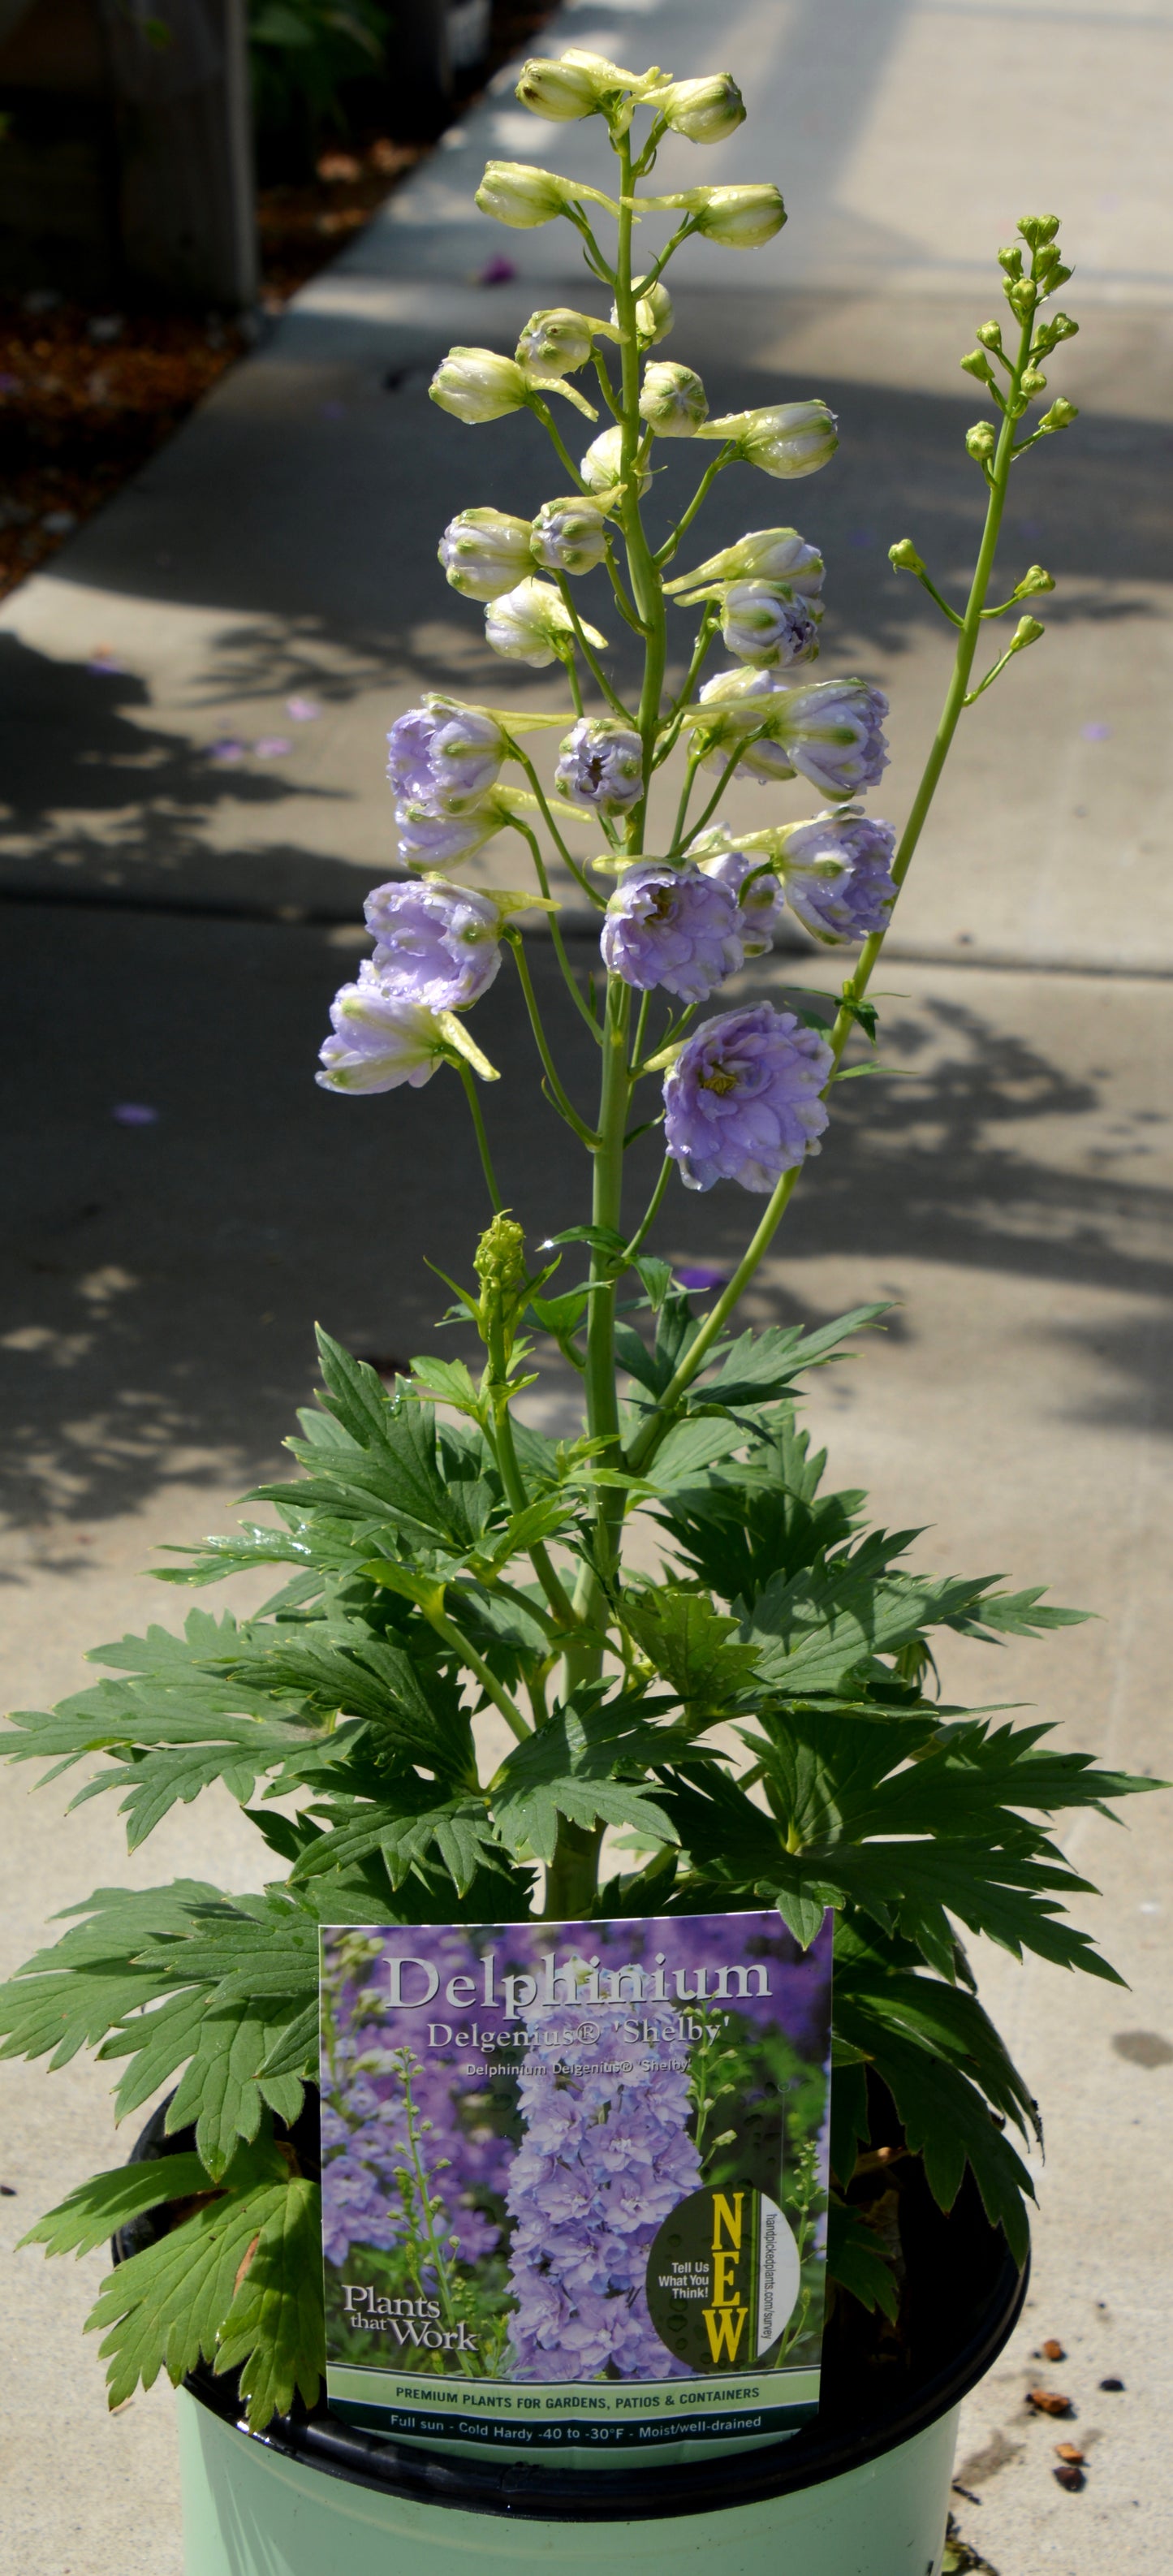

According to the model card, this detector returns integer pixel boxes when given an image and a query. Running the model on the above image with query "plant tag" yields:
[320,1907,832,2461]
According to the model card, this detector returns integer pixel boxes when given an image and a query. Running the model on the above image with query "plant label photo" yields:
[320,1908,833,2457]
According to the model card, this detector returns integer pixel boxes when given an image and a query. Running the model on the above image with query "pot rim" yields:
[183,2231,1027,2523]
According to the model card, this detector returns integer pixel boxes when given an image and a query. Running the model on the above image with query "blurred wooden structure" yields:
[0,0,258,305]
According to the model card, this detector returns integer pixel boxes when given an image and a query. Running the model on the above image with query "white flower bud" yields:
[654,73,745,145]
[515,308,597,380]
[664,526,824,599]
[485,577,607,668]
[639,360,709,438]
[672,183,786,248]
[613,274,674,348]
[513,49,644,123]
[429,347,528,424]
[475,162,576,230]
[721,580,822,667]
[438,507,533,601]
[581,425,650,496]
[700,399,838,479]
[531,494,614,577]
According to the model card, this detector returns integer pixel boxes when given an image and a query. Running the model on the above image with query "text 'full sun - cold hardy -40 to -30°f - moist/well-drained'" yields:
[1,41,1155,2450]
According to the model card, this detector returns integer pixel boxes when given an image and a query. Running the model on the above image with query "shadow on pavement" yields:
[3,909,1170,1553]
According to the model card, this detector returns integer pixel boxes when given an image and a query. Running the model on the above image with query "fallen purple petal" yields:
[208,739,245,764]
[477,256,518,286]
[1080,722,1111,741]
[286,696,322,721]
[255,736,291,758]
[112,1103,159,1126]
[88,651,127,675]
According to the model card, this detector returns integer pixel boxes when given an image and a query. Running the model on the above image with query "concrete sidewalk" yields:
[2,5,1172,2572]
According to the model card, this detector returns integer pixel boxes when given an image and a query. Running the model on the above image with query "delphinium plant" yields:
[2,45,1151,2440]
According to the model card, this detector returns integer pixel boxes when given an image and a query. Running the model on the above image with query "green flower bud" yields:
[515,308,597,379]
[654,72,746,144]
[700,397,838,478]
[965,421,997,462]
[429,347,528,424]
[1050,311,1079,342]
[1019,365,1048,395]
[476,161,612,230]
[888,537,925,574]
[1037,398,1078,433]
[514,49,643,122]
[439,506,533,598]
[619,274,674,348]
[1004,276,1037,321]
[475,1212,528,1296]
[666,183,787,248]
[975,321,1004,352]
[639,360,709,437]
[530,493,614,576]
[998,246,1024,278]
[1010,615,1045,650]
[1015,564,1055,598]
[960,347,996,385]
[1017,214,1060,248]
[1040,262,1072,291]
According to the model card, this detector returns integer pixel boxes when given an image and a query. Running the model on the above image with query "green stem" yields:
[507,933,600,1146]
[457,1062,502,1213]
[626,309,1036,1472]
[623,1153,671,1259]
[554,572,636,723]
[653,447,735,569]
[485,1312,578,1633]
[425,1602,530,1742]
[529,395,589,492]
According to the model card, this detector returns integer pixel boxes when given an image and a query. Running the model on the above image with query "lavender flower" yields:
[317,970,451,1095]
[779,808,898,944]
[485,577,606,667]
[694,834,787,956]
[363,878,504,1008]
[602,862,745,1001]
[692,665,797,783]
[769,679,890,799]
[395,791,512,868]
[554,715,644,814]
[386,699,506,811]
[664,526,824,599]
[663,1002,832,1191]
[639,361,709,438]
[721,580,822,667]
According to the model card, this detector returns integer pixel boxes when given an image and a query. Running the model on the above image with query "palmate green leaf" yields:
[221,1630,473,1780]
[941,1584,1089,1642]
[826,2198,900,2321]
[154,1997,307,2180]
[404,1355,483,1417]
[314,1325,397,1448]
[639,1417,751,1494]
[742,1560,976,1697]
[214,2173,326,2431]
[19,2153,210,2259]
[655,1415,866,1606]
[621,1588,760,1716]
[835,1970,1038,2143]
[289,1788,506,1899]
[491,1694,678,1866]
[86,2134,319,2423]
[0,1882,222,2069]
[153,1522,319,1589]
[855,2025,1035,2265]
[688,1305,889,1409]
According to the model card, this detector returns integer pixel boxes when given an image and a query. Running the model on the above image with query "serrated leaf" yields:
[85,2136,304,2417]
[692,1305,887,1409]
[857,2026,1034,2263]
[826,2198,900,2320]
[19,2154,211,2259]
[493,1696,677,1864]
[214,2174,325,2429]
[773,1884,828,1949]
[621,1588,759,1715]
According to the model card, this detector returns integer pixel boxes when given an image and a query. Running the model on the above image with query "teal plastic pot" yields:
[171,2196,1024,2576]
[120,2097,1026,2575]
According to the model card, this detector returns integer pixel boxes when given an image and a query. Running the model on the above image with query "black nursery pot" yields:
[118,2092,1025,2575]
